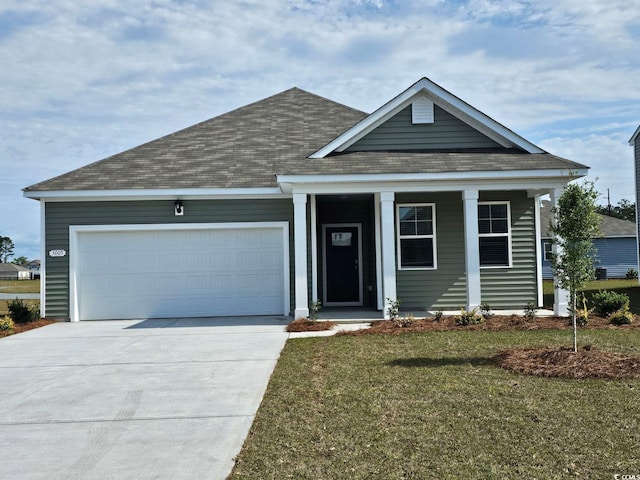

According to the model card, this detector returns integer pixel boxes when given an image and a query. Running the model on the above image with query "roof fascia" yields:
[310,78,544,158]
[277,168,587,194]
[23,187,287,202]
[629,125,640,145]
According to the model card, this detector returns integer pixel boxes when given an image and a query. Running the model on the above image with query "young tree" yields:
[549,181,600,352]
[0,236,14,263]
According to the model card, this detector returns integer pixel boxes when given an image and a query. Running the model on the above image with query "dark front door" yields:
[323,225,362,305]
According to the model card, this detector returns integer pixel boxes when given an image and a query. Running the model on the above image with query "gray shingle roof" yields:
[0,263,29,273]
[24,87,588,192]
[540,202,636,238]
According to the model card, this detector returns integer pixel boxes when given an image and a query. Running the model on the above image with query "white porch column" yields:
[534,195,544,307]
[380,191,397,319]
[550,187,569,316]
[293,193,309,319]
[462,189,481,311]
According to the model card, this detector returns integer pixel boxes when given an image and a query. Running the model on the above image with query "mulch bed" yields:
[286,319,336,332]
[334,314,640,379]
[493,346,640,379]
[337,314,639,336]
[0,318,56,338]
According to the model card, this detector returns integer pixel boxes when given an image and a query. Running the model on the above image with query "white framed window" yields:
[396,203,437,270]
[478,202,511,268]
[543,241,552,262]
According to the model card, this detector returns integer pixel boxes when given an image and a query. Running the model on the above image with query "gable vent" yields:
[412,97,434,124]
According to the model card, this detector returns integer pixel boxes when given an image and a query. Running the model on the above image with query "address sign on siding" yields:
[48,249,66,257]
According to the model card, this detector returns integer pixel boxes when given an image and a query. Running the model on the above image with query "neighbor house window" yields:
[543,242,552,262]
[397,204,436,269]
[478,202,511,267]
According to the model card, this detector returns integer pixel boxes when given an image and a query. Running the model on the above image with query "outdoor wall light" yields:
[174,200,184,216]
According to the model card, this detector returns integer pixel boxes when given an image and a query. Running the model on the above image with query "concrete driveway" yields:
[0,317,290,480]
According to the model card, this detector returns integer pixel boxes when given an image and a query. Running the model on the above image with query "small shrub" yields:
[308,300,322,321]
[434,309,443,322]
[590,290,630,317]
[7,298,37,324]
[609,309,634,326]
[386,298,400,321]
[454,307,482,326]
[626,268,638,280]
[393,312,415,328]
[524,302,537,321]
[480,303,493,320]
[0,315,15,333]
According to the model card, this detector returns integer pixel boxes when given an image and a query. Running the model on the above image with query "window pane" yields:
[416,220,433,235]
[415,206,432,221]
[478,204,490,219]
[491,219,508,233]
[479,237,509,266]
[478,219,491,234]
[400,221,416,236]
[401,238,434,268]
[491,204,507,218]
[399,207,416,222]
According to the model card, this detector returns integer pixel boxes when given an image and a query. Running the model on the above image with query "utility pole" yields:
[608,188,611,216]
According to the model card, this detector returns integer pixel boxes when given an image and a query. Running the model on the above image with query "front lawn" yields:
[230,329,640,479]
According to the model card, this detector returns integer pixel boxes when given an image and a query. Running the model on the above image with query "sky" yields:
[1,0,639,261]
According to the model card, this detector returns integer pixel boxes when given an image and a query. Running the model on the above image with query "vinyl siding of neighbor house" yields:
[635,139,640,258]
[541,237,638,279]
[396,191,536,311]
[345,105,504,152]
[44,199,293,320]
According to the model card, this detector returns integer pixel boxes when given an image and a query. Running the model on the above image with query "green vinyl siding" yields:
[44,199,293,320]
[396,192,467,310]
[346,105,504,152]
[479,191,537,307]
[396,191,537,311]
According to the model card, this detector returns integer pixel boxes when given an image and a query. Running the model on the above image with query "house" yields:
[631,124,640,269]
[23,78,588,322]
[26,260,41,279]
[539,201,638,279]
[0,263,31,281]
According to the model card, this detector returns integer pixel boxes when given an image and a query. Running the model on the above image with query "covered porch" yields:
[281,176,572,320]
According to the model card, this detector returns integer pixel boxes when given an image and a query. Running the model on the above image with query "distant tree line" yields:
[596,198,636,223]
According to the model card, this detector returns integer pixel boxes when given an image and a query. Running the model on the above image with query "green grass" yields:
[230,330,640,479]
[0,279,40,293]
[543,279,640,313]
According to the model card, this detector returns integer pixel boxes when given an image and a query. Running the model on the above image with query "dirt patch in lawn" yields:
[337,314,640,336]
[0,319,56,338]
[286,319,336,332]
[493,346,640,379]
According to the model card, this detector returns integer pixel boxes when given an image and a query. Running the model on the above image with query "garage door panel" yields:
[75,226,286,320]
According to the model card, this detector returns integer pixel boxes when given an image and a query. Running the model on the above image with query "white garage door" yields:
[73,224,288,321]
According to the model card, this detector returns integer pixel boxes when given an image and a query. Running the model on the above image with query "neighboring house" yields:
[539,201,638,279]
[631,125,640,267]
[23,78,588,322]
[26,260,41,279]
[0,263,31,280]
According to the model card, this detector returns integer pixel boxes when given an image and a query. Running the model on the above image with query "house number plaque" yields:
[48,249,67,257]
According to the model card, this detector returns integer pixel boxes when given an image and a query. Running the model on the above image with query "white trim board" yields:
[68,221,290,322]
